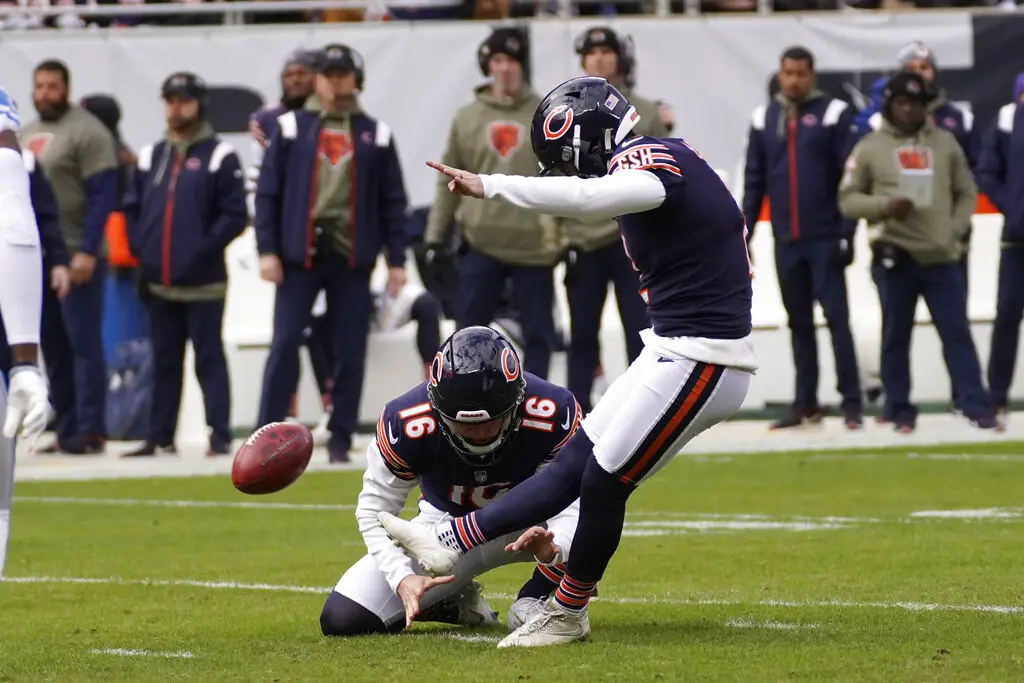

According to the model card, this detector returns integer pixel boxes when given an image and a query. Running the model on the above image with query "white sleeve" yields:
[245,140,264,219]
[543,497,580,566]
[480,169,666,221]
[0,147,42,346]
[354,441,419,592]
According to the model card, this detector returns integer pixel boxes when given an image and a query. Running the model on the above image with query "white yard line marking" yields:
[89,648,194,659]
[483,591,1024,615]
[725,619,820,630]
[20,496,1024,529]
[14,496,361,511]
[910,507,1024,519]
[4,575,1019,615]
[430,632,502,644]
[1,575,327,594]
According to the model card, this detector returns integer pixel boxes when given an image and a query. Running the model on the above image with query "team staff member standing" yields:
[246,49,318,216]
[122,73,247,457]
[255,44,409,464]
[978,74,1024,413]
[561,26,665,413]
[742,46,862,431]
[22,59,118,455]
[839,72,998,433]
[423,28,559,379]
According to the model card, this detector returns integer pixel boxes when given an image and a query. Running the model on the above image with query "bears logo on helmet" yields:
[542,105,574,141]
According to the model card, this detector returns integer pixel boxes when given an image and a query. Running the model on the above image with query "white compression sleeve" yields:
[0,148,42,346]
[354,442,419,592]
[480,169,666,221]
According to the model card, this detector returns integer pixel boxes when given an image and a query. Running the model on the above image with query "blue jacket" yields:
[24,151,70,271]
[853,77,889,137]
[254,108,408,270]
[123,130,248,287]
[977,102,1024,243]
[742,94,855,241]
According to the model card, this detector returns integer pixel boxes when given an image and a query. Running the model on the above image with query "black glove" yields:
[563,246,581,287]
[133,269,152,304]
[421,241,445,267]
[830,237,854,268]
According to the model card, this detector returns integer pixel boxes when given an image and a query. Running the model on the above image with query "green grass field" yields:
[2,441,1023,682]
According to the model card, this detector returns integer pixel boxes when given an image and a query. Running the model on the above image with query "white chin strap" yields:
[613,105,640,145]
[572,124,583,170]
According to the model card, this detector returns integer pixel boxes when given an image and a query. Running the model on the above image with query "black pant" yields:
[146,295,232,445]
[41,261,108,439]
[775,241,861,411]
[566,242,648,412]
[872,258,991,423]
[258,253,373,450]
[456,248,555,379]
[988,247,1024,407]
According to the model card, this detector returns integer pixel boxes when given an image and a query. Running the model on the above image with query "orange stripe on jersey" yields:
[619,364,717,484]
[639,162,682,176]
[550,398,582,453]
[376,414,412,477]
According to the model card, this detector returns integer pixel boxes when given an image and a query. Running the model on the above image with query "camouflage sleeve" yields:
[838,139,888,222]
[77,115,118,179]
[424,116,464,245]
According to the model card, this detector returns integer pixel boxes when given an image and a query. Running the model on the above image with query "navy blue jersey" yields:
[607,135,753,340]
[375,373,581,517]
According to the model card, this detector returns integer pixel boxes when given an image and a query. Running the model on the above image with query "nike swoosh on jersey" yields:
[561,407,572,430]
[387,421,399,445]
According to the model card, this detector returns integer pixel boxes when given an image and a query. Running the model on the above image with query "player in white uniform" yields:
[0,87,56,575]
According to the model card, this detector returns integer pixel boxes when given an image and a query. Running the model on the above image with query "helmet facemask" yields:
[436,403,522,467]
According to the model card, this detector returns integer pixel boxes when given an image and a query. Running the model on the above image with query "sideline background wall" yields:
[1,13,1021,441]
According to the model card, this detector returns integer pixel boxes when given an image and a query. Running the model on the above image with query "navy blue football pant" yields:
[40,260,107,440]
[987,246,1024,407]
[146,295,232,446]
[566,242,648,412]
[872,259,992,423]
[456,247,555,379]
[775,241,861,411]
[258,253,373,451]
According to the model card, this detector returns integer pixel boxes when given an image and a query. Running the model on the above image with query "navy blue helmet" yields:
[427,326,527,465]
[530,76,640,178]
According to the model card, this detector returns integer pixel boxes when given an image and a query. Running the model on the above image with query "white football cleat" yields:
[497,599,590,648]
[377,511,461,577]
[506,596,545,632]
[456,581,499,627]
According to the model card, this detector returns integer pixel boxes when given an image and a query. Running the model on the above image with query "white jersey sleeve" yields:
[479,169,666,221]
[0,147,43,346]
[354,441,419,592]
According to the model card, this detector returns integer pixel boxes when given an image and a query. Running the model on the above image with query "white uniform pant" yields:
[583,346,751,485]
[0,379,13,575]
[333,501,534,627]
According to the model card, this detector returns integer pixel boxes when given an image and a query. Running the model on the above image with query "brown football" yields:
[231,422,315,495]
